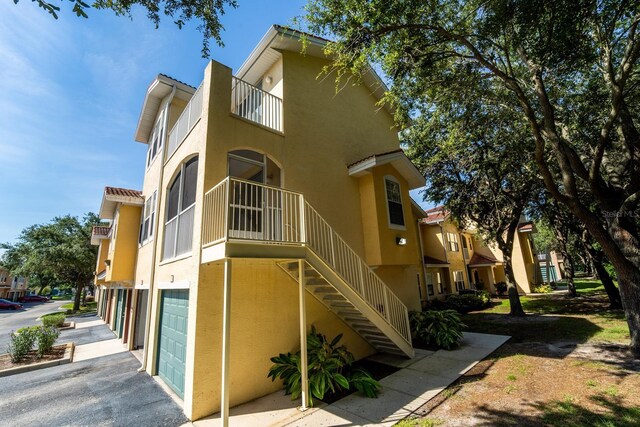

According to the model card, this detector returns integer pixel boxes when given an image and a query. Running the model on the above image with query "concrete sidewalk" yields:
[191,332,509,427]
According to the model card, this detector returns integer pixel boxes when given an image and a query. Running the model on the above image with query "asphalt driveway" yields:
[0,300,62,350]
[0,317,188,427]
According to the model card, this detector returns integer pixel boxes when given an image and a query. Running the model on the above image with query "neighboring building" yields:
[417,207,539,296]
[0,266,28,301]
[94,25,426,421]
[91,187,144,348]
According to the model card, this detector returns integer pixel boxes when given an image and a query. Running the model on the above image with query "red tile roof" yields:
[92,226,111,237]
[468,253,499,266]
[518,222,534,232]
[105,187,143,199]
[421,205,449,224]
[347,149,404,168]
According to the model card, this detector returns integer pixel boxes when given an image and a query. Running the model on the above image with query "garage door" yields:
[157,289,189,398]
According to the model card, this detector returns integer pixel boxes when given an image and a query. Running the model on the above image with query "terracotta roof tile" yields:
[468,253,499,266]
[92,226,110,237]
[518,222,534,232]
[421,205,449,224]
[105,187,143,199]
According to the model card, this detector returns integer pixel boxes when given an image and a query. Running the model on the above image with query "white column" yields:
[298,259,309,411]
[221,258,232,426]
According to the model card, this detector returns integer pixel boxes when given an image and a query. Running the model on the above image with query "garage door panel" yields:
[157,289,189,398]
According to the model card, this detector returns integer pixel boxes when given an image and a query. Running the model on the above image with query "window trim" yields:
[453,270,465,291]
[425,273,435,296]
[162,156,198,261]
[139,190,157,247]
[447,232,460,252]
[383,175,406,230]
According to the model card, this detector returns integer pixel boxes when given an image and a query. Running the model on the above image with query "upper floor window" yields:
[0,273,6,284]
[163,156,198,260]
[146,114,164,168]
[447,232,460,252]
[425,273,434,296]
[384,177,405,228]
[139,191,157,245]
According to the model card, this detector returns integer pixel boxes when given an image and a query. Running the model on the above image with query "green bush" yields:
[36,326,59,358]
[532,284,553,293]
[7,326,38,363]
[268,326,380,406]
[477,290,491,305]
[42,313,66,328]
[442,294,489,313]
[495,281,508,295]
[410,310,465,350]
[40,286,51,296]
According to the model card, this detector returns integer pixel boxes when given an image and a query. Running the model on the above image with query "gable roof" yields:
[134,74,197,144]
[347,149,425,189]
[99,186,144,220]
[423,256,449,266]
[468,253,500,267]
[236,25,394,118]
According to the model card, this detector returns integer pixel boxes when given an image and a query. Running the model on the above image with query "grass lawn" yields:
[408,279,640,427]
[59,301,97,314]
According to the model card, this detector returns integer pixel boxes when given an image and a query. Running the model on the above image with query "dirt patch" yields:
[0,345,66,371]
[410,342,640,426]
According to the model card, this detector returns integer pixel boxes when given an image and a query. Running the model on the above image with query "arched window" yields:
[163,156,198,260]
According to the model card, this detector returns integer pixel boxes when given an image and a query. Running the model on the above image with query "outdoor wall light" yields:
[170,275,174,283]
[396,237,407,246]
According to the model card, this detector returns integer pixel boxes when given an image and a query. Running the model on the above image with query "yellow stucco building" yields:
[92,26,546,422]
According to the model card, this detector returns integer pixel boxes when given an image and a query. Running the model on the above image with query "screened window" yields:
[163,156,198,260]
[447,232,460,252]
[454,271,465,291]
[139,191,157,245]
[384,177,405,227]
[146,114,164,168]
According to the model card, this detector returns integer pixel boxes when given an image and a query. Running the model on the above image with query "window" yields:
[146,114,164,168]
[426,273,435,296]
[384,177,405,228]
[163,156,198,260]
[139,191,157,245]
[447,232,460,252]
[454,271,465,291]
[436,272,444,294]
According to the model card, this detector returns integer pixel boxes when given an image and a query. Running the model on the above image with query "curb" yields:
[0,342,75,378]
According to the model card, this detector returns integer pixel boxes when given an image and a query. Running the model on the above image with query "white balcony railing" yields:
[167,83,204,159]
[231,77,282,132]
[202,177,411,344]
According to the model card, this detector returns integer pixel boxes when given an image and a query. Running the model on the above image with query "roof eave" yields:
[348,151,424,189]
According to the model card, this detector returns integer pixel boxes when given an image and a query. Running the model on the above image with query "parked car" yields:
[0,299,23,310]
[18,294,50,303]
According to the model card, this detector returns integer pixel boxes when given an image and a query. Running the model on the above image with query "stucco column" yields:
[221,258,232,426]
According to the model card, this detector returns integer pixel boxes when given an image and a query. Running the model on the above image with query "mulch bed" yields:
[0,345,66,371]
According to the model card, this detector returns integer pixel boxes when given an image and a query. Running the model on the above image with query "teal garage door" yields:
[114,289,124,335]
[157,289,189,398]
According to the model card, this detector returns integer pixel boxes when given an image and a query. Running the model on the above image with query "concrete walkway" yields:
[190,332,509,427]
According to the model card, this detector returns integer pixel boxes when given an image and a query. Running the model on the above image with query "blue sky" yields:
[0,0,428,245]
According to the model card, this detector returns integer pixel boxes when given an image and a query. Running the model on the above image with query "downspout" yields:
[417,220,430,303]
[138,84,176,372]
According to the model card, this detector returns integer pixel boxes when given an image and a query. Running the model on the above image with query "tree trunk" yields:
[73,282,83,312]
[562,250,577,297]
[504,255,526,317]
[617,270,640,357]
[582,231,623,309]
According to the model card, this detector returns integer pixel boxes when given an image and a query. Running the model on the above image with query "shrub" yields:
[410,310,465,350]
[268,326,380,406]
[495,282,508,295]
[36,326,59,358]
[477,290,491,305]
[532,284,553,293]
[442,294,489,313]
[42,313,66,328]
[7,326,38,363]
[40,286,51,296]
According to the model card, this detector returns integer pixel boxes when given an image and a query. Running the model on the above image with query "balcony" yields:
[167,83,204,159]
[201,177,412,355]
[231,77,283,133]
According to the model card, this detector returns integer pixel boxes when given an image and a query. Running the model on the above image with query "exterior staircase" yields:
[202,177,414,358]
